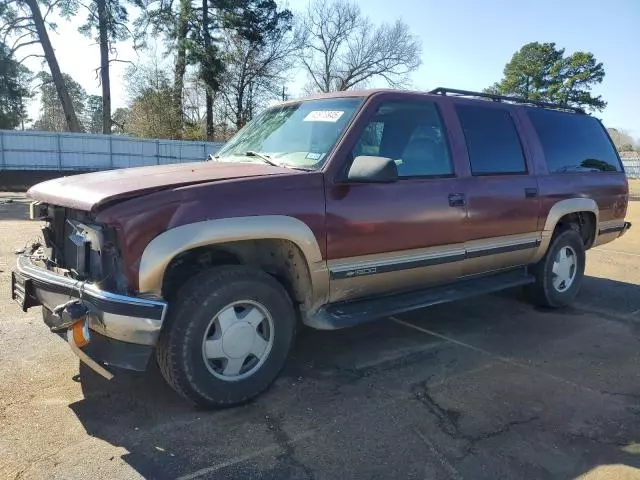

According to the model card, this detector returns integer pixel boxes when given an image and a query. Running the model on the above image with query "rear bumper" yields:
[593,220,631,248]
[621,221,632,237]
[12,254,167,371]
[598,221,632,237]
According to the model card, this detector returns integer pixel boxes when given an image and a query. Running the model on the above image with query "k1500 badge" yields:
[345,267,377,277]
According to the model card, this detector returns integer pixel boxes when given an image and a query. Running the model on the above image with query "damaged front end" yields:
[12,202,167,377]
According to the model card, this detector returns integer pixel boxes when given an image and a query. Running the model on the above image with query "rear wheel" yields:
[525,228,585,308]
[157,265,296,408]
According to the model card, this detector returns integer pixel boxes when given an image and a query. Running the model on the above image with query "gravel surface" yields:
[1,184,639,480]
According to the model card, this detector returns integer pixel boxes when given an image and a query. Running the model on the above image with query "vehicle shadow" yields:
[68,274,640,479]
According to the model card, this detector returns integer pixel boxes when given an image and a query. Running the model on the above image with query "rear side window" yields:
[528,109,622,173]
[456,105,526,175]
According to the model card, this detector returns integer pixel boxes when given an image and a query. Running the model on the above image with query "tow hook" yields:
[52,300,114,380]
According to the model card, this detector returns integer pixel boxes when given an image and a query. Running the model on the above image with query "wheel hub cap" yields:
[552,246,577,293]
[222,323,256,358]
[202,301,274,382]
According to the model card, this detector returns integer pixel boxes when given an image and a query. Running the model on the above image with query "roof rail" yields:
[429,87,585,114]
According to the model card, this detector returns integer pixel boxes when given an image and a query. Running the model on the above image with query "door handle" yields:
[525,187,538,198]
[448,193,466,207]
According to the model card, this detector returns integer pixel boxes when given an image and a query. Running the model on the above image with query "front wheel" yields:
[525,228,586,308]
[156,266,297,408]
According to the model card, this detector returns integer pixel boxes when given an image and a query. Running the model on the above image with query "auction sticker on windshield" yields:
[303,111,345,122]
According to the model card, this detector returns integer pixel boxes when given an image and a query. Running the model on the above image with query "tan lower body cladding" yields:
[327,232,541,303]
[326,219,626,304]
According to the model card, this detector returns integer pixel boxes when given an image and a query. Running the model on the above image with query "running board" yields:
[306,269,535,330]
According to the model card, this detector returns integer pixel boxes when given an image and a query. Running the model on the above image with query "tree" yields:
[217,5,298,129]
[111,106,131,133]
[607,128,638,152]
[134,0,197,136]
[128,86,182,138]
[136,0,295,138]
[0,0,84,131]
[484,42,562,102]
[84,94,103,133]
[33,71,87,131]
[73,0,142,134]
[299,0,421,93]
[124,61,182,138]
[0,41,31,129]
[487,42,606,112]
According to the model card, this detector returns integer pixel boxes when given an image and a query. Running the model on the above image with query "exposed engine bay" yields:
[28,202,129,293]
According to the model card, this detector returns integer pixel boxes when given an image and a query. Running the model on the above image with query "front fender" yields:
[138,216,329,306]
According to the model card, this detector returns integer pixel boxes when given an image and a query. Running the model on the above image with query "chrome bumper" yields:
[598,220,632,237]
[12,255,167,347]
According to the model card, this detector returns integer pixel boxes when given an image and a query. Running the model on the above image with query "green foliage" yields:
[85,95,103,133]
[128,86,182,138]
[74,0,142,43]
[111,106,131,133]
[33,71,87,131]
[487,42,606,112]
[123,63,182,138]
[137,0,292,91]
[0,42,31,129]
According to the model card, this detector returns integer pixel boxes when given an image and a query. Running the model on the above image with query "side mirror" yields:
[346,156,398,183]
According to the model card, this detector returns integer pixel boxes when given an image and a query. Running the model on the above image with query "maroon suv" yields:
[12,88,631,407]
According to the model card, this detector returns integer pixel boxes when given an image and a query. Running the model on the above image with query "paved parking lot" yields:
[1,186,639,480]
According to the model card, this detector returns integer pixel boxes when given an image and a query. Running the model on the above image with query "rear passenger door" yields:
[454,103,542,277]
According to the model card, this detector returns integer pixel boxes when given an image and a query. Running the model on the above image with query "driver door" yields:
[324,96,469,303]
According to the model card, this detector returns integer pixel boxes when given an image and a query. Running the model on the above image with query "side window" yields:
[358,122,384,156]
[527,109,622,173]
[352,100,453,178]
[456,105,527,175]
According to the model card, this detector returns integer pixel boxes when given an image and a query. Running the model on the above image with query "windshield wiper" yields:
[245,151,279,167]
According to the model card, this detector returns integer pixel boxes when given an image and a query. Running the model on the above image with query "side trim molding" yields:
[329,235,540,280]
[139,216,329,307]
[328,234,541,280]
[465,239,540,259]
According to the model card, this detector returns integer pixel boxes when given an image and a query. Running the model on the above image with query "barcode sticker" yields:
[303,111,345,122]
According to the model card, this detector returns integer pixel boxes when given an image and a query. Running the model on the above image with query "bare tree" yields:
[607,128,638,152]
[299,0,422,93]
[219,26,299,129]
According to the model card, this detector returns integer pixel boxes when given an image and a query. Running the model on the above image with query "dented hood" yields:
[27,161,293,211]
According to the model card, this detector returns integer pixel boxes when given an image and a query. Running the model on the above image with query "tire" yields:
[156,265,296,408]
[525,228,586,308]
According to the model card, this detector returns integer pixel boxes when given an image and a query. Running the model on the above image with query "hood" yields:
[27,161,294,211]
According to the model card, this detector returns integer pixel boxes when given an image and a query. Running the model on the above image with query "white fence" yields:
[1,129,638,179]
[622,158,640,179]
[0,130,224,171]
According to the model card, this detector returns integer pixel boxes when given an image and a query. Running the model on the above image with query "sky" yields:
[20,0,640,139]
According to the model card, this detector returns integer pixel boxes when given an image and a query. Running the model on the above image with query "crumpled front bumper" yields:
[12,254,167,371]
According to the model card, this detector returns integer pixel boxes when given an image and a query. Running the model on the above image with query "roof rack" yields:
[429,87,585,114]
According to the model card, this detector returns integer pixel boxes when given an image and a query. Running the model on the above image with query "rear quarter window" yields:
[527,109,623,173]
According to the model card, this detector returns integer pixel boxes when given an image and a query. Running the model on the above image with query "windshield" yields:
[215,97,364,170]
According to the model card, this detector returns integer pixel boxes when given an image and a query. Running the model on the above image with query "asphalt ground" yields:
[1,185,639,480]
